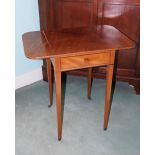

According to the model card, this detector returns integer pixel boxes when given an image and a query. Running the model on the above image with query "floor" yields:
[15,75,140,155]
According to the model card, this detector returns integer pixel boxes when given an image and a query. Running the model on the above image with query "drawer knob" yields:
[84,58,90,62]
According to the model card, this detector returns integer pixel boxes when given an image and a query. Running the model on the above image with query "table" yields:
[22,25,135,140]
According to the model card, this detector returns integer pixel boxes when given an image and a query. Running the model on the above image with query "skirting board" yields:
[15,68,43,90]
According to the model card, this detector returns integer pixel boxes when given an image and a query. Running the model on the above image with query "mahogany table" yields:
[22,25,135,140]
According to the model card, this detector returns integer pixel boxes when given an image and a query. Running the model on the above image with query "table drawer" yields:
[60,52,110,71]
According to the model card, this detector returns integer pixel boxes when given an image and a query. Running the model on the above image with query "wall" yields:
[15,0,42,89]
[15,0,41,76]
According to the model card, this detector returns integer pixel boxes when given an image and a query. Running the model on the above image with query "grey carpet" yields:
[15,75,140,155]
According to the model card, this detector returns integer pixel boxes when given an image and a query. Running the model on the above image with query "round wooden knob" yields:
[84,58,89,62]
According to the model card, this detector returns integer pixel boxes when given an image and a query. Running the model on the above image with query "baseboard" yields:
[15,68,43,90]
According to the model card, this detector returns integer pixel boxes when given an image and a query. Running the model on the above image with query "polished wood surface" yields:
[104,64,114,130]
[88,67,93,99]
[22,24,135,140]
[46,58,53,107]
[54,57,62,141]
[22,25,135,59]
[38,0,140,94]
[61,51,110,71]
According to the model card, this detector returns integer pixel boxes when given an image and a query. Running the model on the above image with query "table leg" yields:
[88,67,93,99]
[46,58,53,107]
[54,57,62,141]
[104,65,114,130]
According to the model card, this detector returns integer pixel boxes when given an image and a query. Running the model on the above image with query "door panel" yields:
[97,2,140,70]
[55,0,94,29]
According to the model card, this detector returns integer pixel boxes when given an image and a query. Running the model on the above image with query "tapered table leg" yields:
[46,58,53,107]
[104,65,114,130]
[54,57,62,141]
[88,67,93,99]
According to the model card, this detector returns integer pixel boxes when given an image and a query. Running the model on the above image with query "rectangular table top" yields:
[22,25,136,60]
